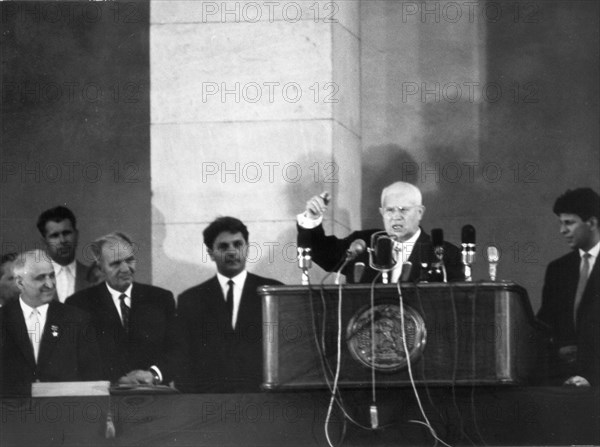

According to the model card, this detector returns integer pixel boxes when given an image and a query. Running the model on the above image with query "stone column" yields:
[150,0,360,294]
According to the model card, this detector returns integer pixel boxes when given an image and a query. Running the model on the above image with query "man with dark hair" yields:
[0,250,103,396]
[66,232,184,387]
[0,253,19,306]
[178,216,282,393]
[538,187,600,386]
[36,206,92,302]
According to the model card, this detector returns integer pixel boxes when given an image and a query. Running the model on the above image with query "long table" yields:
[2,387,599,446]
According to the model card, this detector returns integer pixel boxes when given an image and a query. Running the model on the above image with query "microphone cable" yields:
[396,280,452,447]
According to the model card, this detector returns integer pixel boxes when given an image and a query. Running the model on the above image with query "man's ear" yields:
[15,274,24,291]
[587,216,599,230]
[207,247,215,261]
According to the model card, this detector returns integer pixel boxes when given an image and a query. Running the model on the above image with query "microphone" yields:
[374,237,394,269]
[336,239,366,284]
[487,245,500,281]
[353,262,365,283]
[431,228,447,282]
[346,239,366,261]
[431,228,445,260]
[367,231,397,284]
[399,261,413,282]
[461,225,476,281]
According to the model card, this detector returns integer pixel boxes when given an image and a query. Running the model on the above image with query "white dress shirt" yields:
[105,282,133,322]
[20,298,49,362]
[52,260,76,303]
[216,270,248,330]
[579,242,599,276]
[390,228,421,282]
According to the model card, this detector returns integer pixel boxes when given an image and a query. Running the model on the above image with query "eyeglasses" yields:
[382,206,419,217]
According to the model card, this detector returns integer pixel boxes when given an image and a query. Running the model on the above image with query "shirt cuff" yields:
[297,212,323,229]
[149,365,163,384]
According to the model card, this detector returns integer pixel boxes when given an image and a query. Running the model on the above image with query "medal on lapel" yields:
[51,325,59,338]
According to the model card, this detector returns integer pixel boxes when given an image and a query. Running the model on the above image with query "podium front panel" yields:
[260,283,538,390]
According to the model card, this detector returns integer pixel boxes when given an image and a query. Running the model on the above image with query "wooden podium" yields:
[260,282,539,390]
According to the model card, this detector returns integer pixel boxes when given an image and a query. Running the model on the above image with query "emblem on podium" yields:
[346,303,427,371]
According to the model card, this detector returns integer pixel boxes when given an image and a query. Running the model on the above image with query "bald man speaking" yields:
[297,181,464,283]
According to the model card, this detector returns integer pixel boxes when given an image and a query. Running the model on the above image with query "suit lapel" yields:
[576,254,600,324]
[96,284,125,337]
[37,301,61,369]
[237,274,254,328]
[6,300,36,368]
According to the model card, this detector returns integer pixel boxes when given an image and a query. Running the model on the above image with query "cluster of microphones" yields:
[300,224,501,284]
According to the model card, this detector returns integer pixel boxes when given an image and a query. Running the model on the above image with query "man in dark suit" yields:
[297,182,464,283]
[537,188,600,387]
[37,206,97,302]
[66,232,183,387]
[178,217,283,393]
[0,250,103,396]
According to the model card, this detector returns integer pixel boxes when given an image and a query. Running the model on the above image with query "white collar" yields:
[19,297,49,318]
[105,282,133,300]
[216,270,248,288]
[580,241,600,258]
[51,259,76,275]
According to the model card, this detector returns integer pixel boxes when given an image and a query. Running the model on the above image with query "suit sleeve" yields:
[157,291,187,385]
[297,223,364,272]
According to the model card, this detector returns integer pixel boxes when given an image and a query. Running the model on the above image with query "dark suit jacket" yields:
[66,282,184,384]
[537,251,600,385]
[177,272,283,393]
[297,224,464,283]
[0,299,103,396]
[74,260,94,293]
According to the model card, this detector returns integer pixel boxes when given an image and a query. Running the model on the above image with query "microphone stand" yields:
[461,243,475,282]
[297,247,312,285]
[434,246,447,283]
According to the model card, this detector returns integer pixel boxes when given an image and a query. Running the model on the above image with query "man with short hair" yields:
[178,217,283,393]
[36,206,93,301]
[0,252,19,306]
[297,181,464,283]
[537,188,600,386]
[66,233,184,387]
[0,250,103,396]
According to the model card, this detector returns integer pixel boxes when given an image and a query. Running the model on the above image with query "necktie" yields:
[119,293,130,333]
[391,243,403,283]
[28,309,41,362]
[573,252,591,326]
[226,280,234,326]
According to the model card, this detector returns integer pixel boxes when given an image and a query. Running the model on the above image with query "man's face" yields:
[0,261,20,302]
[16,254,56,307]
[208,231,248,278]
[99,240,136,292]
[380,190,424,242]
[43,219,78,265]
[558,213,596,251]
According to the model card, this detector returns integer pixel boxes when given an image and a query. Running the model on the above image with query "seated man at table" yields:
[537,188,600,386]
[297,181,464,283]
[66,232,184,387]
[178,217,282,393]
[0,250,103,396]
